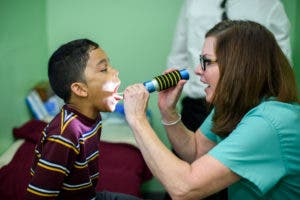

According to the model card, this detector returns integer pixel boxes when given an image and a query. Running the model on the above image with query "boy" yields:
[25,39,139,200]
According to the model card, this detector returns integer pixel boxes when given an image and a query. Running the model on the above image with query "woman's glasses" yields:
[199,55,217,71]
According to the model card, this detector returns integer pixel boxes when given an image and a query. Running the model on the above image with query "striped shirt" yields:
[25,105,102,200]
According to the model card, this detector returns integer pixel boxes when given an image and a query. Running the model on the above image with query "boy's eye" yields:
[100,68,108,72]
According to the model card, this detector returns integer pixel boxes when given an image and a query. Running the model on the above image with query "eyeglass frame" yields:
[199,55,218,71]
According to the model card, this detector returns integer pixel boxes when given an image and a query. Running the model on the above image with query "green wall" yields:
[0,0,48,154]
[282,0,300,94]
[0,0,299,193]
[295,2,300,91]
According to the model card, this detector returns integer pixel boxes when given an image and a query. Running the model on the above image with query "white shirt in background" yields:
[167,0,292,99]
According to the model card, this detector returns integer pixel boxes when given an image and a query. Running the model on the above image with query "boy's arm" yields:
[25,137,78,199]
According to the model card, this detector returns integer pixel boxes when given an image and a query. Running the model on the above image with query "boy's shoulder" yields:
[45,108,85,143]
[45,105,102,144]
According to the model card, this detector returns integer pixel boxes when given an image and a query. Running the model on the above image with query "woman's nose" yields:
[195,64,203,75]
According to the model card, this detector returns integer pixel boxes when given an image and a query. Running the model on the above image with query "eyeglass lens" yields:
[199,55,206,71]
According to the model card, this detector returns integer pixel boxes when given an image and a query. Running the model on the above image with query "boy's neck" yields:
[66,102,99,120]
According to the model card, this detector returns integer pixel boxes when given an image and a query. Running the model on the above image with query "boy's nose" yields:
[112,67,119,76]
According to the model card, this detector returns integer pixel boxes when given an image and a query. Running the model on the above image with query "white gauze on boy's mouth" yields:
[102,81,123,100]
[102,81,117,92]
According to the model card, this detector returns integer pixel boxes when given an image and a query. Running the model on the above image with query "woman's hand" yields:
[123,84,150,125]
[158,69,186,119]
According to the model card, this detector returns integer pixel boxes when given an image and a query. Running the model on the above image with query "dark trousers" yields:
[181,97,211,132]
[96,191,142,200]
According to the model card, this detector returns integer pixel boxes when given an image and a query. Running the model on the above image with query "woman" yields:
[123,20,300,200]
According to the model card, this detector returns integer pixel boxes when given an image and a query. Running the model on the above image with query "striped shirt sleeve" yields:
[25,135,79,199]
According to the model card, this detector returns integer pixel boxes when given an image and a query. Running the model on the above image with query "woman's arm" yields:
[156,75,216,162]
[124,84,240,199]
[162,120,216,163]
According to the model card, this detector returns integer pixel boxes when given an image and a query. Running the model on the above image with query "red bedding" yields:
[0,119,152,199]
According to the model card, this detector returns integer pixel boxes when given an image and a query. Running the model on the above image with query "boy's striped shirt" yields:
[25,105,102,200]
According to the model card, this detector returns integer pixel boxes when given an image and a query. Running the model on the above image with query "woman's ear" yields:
[71,82,88,97]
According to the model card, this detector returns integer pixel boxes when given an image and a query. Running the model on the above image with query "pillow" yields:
[96,141,152,197]
[0,141,36,200]
[13,119,47,143]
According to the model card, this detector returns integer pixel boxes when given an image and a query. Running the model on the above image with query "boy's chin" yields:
[108,102,118,112]
[102,98,122,113]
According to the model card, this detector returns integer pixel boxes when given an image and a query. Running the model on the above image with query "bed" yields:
[0,118,152,199]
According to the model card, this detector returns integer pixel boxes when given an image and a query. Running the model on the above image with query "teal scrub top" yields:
[200,99,300,200]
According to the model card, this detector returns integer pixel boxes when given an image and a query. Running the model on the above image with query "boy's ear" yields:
[70,82,88,97]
